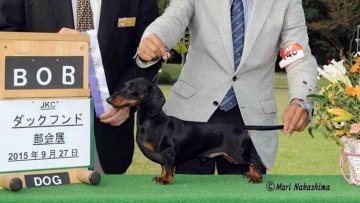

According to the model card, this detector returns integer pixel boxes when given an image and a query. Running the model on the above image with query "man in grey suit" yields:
[137,0,318,174]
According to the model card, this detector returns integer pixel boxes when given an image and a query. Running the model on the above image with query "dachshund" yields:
[106,77,282,185]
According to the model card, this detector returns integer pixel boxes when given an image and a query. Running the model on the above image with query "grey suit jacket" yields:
[143,0,318,168]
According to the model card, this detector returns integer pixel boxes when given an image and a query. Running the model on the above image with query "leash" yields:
[151,58,169,84]
[243,125,284,131]
[151,72,160,84]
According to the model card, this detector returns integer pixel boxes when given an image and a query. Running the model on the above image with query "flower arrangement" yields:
[308,53,360,144]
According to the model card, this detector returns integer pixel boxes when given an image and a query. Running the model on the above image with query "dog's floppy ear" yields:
[146,85,165,116]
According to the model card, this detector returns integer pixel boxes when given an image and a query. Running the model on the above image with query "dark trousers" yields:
[94,111,135,174]
[175,106,266,175]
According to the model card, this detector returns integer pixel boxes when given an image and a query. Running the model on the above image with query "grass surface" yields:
[1,175,358,202]
[127,69,340,176]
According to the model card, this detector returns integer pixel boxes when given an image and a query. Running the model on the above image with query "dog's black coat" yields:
[107,78,264,184]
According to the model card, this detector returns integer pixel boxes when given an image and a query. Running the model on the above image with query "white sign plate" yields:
[0,98,91,173]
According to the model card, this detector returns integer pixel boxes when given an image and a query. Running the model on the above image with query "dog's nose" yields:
[106,97,112,104]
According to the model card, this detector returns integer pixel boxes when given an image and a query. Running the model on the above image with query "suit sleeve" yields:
[280,0,318,102]
[0,0,25,31]
[115,0,160,90]
[142,0,195,50]
[134,0,161,82]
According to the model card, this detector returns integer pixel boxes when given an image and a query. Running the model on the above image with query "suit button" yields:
[213,101,219,106]
[233,76,237,81]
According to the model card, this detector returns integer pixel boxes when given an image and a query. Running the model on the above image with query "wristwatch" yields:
[291,99,313,116]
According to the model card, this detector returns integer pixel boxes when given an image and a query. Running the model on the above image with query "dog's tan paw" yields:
[244,164,262,184]
[154,177,172,185]
[246,173,262,184]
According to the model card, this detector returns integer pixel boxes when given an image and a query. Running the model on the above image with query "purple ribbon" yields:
[88,55,105,117]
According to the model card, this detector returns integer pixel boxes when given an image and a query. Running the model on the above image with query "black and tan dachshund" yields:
[107,78,282,185]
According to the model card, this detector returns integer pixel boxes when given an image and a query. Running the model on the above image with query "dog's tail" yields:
[244,125,284,131]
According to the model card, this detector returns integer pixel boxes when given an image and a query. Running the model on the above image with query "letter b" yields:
[14,69,27,86]
[63,66,75,85]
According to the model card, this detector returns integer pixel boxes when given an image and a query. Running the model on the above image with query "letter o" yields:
[36,67,52,86]
[42,176,52,186]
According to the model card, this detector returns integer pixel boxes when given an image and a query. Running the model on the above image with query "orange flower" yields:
[350,63,360,73]
[356,85,360,102]
[335,130,344,136]
[345,86,357,96]
[350,58,360,73]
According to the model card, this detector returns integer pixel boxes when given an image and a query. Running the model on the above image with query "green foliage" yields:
[307,94,328,104]
[174,30,191,66]
[157,63,182,84]
[174,41,188,54]
[157,0,170,14]
[308,55,360,145]
[158,71,172,84]
[157,0,190,65]
[304,0,360,64]
[303,0,328,23]
[305,8,325,21]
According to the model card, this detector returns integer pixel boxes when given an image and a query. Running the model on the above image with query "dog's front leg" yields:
[154,148,175,185]
[245,164,262,183]
[153,165,166,182]
[244,142,263,183]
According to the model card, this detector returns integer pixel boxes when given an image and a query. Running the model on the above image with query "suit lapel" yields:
[236,0,274,73]
[98,0,123,53]
[209,0,233,74]
[50,0,74,29]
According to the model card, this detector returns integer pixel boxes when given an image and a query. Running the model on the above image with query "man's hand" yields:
[282,102,309,137]
[58,27,81,34]
[99,106,130,126]
[138,33,170,61]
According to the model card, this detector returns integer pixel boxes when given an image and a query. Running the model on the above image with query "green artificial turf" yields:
[0,175,358,203]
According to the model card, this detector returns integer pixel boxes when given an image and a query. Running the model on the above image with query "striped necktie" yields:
[76,0,95,31]
[219,0,245,111]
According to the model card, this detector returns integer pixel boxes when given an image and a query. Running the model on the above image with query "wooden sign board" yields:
[0,32,99,192]
[0,98,99,191]
[0,32,90,98]
[0,168,99,191]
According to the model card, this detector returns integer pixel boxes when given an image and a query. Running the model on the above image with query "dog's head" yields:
[107,78,165,116]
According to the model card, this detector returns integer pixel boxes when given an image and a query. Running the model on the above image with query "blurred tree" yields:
[157,0,170,14]
[157,0,189,66]
[304,0,360,64]
[156,0,360,67]
[174,30,191,66]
